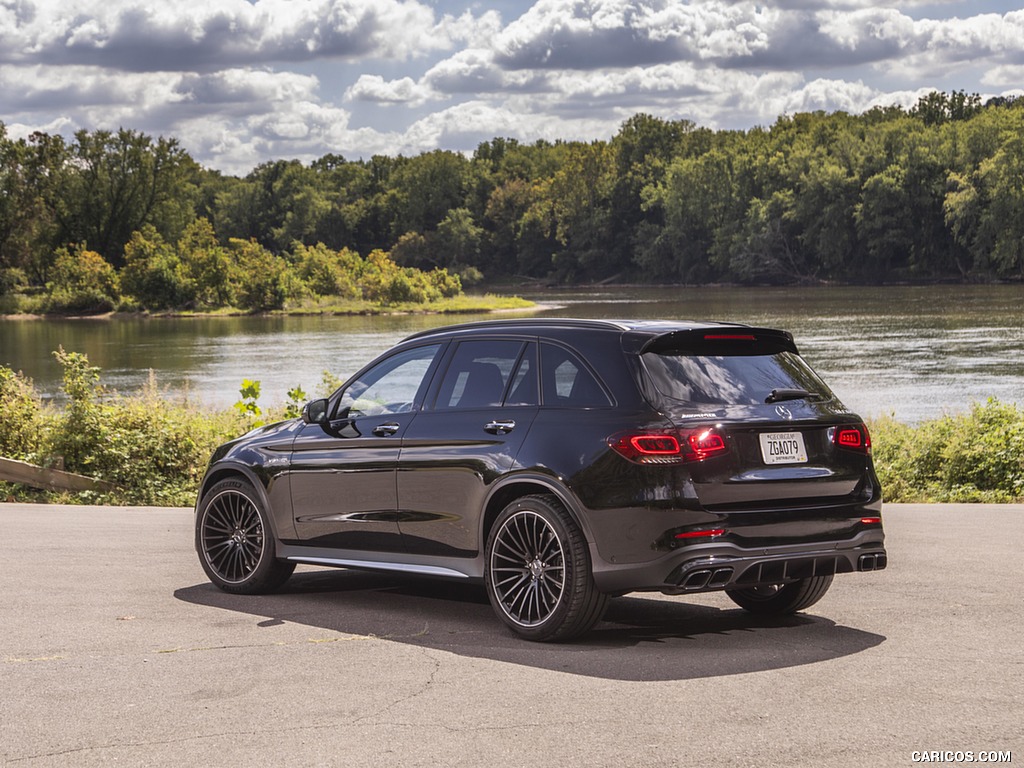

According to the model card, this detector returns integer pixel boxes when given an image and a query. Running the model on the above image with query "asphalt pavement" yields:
[1,503,1021,767]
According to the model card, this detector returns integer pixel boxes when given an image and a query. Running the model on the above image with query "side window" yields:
[435,340,529,409]
[338,344,442,417]
[541,343,611,407]
[505,342,538,406]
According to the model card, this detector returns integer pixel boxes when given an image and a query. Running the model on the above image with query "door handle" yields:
[372,422,401,437]
[484,420,516,435]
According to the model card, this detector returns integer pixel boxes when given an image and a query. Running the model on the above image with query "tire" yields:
[726,574,834,615]
[485,494,608,642]
[196,477,295,594]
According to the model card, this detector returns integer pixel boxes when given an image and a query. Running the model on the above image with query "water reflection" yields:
[1,284,1021,424]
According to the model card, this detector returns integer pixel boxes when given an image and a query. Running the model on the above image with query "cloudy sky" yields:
[2,0,1023,175]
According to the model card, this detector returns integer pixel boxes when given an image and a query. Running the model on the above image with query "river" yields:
[2,284,1022,424]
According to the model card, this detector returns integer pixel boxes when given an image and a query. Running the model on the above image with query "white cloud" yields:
[0,0,453,71]
[492,0,753,69]
[434,8,505,47]
[776,78,880,114]
[488,1,1024,73]
[981,64,1024,87]
[399,98,614,152]
[345,74,432,104]
[2,0,1022,173]
[422,49,520,94]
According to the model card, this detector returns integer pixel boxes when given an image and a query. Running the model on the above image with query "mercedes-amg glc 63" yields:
[195,319,887,641]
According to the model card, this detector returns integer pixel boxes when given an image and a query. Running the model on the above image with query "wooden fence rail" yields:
[0,457,117,494]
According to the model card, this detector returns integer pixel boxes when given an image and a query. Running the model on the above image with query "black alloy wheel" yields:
[485,494,607,642]
[726,574,834,615]
[196,478,295,594]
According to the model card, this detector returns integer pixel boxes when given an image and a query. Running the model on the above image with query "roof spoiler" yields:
[637,327,798,355]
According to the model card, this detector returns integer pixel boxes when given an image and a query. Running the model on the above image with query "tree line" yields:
[2,90,1022,312]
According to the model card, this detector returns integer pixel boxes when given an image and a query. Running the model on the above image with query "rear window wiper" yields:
[765,388,818,404]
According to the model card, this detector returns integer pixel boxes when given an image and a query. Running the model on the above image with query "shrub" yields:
[228,238,291,311]
[0,366,42,460]
[870,399,1024,502]
[177,218,233,308]
[429,267,463,297]
[45,245,119,313]
[360,249,463,305]
[84,394,233,505]
[121,226,192,310]
[40,351,245,505]
[46,347,104,473]
[293,243,361,299]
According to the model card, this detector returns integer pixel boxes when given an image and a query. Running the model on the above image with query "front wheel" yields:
[196,477,295,594]
[485,494,607,642]
[726,575,833,615]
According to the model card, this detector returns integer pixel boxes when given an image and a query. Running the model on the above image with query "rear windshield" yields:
[641,350,835,406]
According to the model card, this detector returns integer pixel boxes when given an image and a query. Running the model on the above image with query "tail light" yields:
[610,427,728,465]
[834,423,872,455]
[674,528,726,540]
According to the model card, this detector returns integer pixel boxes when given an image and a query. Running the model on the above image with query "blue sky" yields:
[2,0,1022,174]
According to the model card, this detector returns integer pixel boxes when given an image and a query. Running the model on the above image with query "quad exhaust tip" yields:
[858,553,888,572]
[679,567,735,590]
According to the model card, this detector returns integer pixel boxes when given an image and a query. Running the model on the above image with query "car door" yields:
[288,342,444,551]
[397,339,539,557]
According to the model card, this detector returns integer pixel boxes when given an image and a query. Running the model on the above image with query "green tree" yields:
[610,114,690,273]
[642,148,738,281]
[1,128,66,283]
[546,142,616,280]
[856,166,914,276]
[47,129,198,266]
[964,136,1024,277]
[212,177,264,243]
[791,160,859,277]
[391,151,471,237]
[0,126,52,278]
[48,347,104,473]
[729,191,816,284]
[481,178,538,276]
[214,160,330,253]
[434,207,484,270]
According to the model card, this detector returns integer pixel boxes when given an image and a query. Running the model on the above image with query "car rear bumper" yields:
[590,528,886,594]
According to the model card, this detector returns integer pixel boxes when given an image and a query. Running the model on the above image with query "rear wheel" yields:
[196,477,295,594]
[726,575,833,615]
[485,494,607,642]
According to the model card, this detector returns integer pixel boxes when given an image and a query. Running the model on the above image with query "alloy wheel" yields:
[489,510,566,627]
[200,489,266,584]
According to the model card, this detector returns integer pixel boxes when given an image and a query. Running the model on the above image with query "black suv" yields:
[195,319,886,641]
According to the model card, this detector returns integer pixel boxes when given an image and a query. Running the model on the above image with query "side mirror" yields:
[301,398,329,425]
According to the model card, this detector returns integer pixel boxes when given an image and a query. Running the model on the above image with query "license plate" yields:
[759,431,808,465]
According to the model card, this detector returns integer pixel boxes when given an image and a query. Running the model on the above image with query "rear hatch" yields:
[637,328,875,512]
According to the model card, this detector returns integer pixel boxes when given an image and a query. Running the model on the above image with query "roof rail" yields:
[401,317,629,341]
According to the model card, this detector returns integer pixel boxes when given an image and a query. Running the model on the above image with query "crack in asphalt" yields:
[4,633,377,664]
[4,714,591,764]
[354,629,443,724]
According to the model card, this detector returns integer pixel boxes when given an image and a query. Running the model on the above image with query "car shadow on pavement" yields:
[175,567,885,682]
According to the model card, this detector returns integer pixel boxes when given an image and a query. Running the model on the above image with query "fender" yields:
[480,470,597,548]
[197,460,297,541]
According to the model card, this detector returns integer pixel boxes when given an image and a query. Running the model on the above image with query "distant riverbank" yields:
[3,284,1021,423]
[1,292,535,321]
